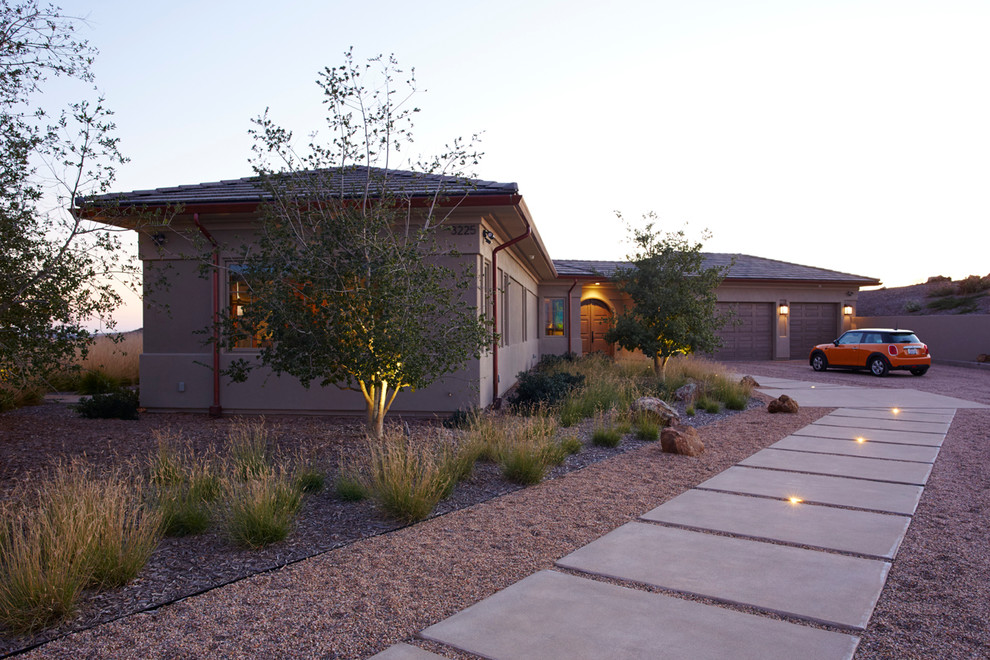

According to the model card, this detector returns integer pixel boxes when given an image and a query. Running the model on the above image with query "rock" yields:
[767,394,799,413]
[630,397,680,425]
[978,354,989,363]
[660,425,705,456]
[673,382,697,402]
[739,375,760,388]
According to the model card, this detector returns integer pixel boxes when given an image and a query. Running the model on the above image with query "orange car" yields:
[809,328,931,377]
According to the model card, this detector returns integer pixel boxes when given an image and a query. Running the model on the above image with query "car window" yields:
[887,332,921,343]
[863,332,883,344]
[837,332,863,345]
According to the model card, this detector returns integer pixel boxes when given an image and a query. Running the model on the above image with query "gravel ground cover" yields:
[11,398,826,659]
[0,393,756,656]
[6,361,988,658]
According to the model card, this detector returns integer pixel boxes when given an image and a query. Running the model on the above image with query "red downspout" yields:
[566,279,578,355]
[191,213,222,417]
[491,219,531,407]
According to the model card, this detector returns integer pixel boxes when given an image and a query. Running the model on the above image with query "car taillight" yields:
[923,344,929,355]
[887,345,898,356]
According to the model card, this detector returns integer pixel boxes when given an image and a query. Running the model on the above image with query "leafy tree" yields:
[605,215,730,377]
[0,1,131,395]
[222,50,490,437]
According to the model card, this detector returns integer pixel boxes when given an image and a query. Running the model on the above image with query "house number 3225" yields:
[448,225,478,236]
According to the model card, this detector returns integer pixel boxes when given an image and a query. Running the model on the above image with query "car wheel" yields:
[869,356,889,377]
[810,352,828,372]
[910,366,929,376]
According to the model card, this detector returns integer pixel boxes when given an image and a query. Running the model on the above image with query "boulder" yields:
[660,425,705,456]
[739,375,760,388]
[630,397,680,425]
[767,394,799,414]
[673,382,698,402]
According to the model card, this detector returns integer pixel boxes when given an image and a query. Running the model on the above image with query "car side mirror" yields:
[833,340,839,346]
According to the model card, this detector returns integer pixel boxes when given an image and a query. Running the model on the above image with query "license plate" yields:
[906,348,918,355]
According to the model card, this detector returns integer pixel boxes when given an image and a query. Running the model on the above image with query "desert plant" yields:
[293,468,325,494]
[926,294,982,313]
[497,418,560,485]
[75,389,139,420]
[591,413,622,448]
[956,275,990,295]
[333,459,369,502]
[76,370,123,395]
[0,385,44,412]
[558,435,584,456]
[903,299,922,313]
[363,431,451,522]
[509,370,585,411]
[633,411,660,441]
[222,470,302,549]
[227,419,272,480]
[685,405,696,416]
[927,283,957,298]
[149,431,222,537]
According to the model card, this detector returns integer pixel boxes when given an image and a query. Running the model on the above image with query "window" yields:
[521,288,528,342]
[500,271,509,347]
[229,265,267,349]
[544,297,565,336]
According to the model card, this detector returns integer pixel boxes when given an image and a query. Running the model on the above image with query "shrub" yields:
[685,405,696,417]
[75,389,139,420]
[222,471,302,549]
[443,407,479,429]
[927,283,957,298]
[591,413,622,448]
[926,294,982,313]
[925,275,951,284]
[294,469,325,494]
[0,385,44,412]
[698,397,721,413]
[76,370,122,395]
[510,370,585,411]
[903,300,922,313]
[956,275,990,295]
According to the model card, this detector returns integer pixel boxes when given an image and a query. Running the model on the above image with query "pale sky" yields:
[55,0,990,331]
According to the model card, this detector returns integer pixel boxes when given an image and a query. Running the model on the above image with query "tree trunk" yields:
[653,354,669,379]
[361,379,398,439]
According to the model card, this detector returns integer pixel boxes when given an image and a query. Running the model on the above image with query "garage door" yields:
[709,302,774,361]
[789,303,839,358]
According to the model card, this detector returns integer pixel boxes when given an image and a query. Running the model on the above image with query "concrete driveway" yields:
[729,360,990,406]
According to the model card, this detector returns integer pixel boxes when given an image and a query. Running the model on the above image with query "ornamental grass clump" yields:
[497,416,561,486]
[591,412,622,448]
[221,469,302,549]
[227,418,272,480]
[363,431,452,523]
[0,462,161,634]
[149,430,222,537]
[633,411,661,441]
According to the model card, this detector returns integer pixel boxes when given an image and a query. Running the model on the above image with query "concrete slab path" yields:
[374,375,973,659]
[641,489,911,559]
[556,522,890,630]
[793,424,945,446]
[420,571,861,660]
[770,434,940,462]
[698,465,924,514]
[739,448,933,485]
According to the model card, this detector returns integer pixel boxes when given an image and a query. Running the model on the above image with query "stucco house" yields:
[86,168,878,415]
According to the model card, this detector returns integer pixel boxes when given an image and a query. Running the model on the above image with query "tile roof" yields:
[553,254,880,285]
[82,166,518,207]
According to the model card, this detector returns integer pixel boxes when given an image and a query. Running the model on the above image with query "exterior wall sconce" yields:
[843,305,854,316]
[778,304,789,315]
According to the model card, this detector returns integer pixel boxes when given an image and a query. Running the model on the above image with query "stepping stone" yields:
[641,489,911,559]
[557,523,889,630]
[831,408,955,424]
[740,449,933,485]
[421,570,860,660]
[699,466,924,515]
[813,415,949,434]
[771,435,940,463]
[369,643,447,659]
[793,425,944,447]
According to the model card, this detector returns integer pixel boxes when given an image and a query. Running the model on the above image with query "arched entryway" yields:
[580,299,614,356]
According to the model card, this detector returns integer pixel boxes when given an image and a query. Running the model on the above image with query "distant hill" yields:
[858,276,990,316]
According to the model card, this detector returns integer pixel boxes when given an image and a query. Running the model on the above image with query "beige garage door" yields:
[710,302,774,361]
[789,303,839,358]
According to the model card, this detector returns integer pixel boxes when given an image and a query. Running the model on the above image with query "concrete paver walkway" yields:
[374,377,987,659]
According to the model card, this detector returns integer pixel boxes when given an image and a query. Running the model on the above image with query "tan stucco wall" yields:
[138,208,542,415]
[854,315,990,363]
[565,280,858,362]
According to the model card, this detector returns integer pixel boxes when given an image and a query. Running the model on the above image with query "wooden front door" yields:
[581,299,614,356]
